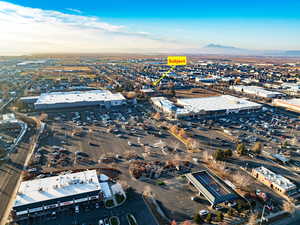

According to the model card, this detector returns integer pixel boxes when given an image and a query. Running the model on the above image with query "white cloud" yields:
[0,1,188,55]
[66,8,82,14]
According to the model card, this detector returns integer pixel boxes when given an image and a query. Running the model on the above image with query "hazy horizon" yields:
[1,0,300,56]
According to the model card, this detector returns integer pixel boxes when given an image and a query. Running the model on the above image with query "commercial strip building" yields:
[21,90,126,110]
[281,83,300,95]
[12,170,112,219]
[151,95,261,118]
[273,98,300,113]
[186,170,239,206]
[230,85,284,98]
[251,167,299,198]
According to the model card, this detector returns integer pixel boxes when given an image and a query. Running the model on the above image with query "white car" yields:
[75,205,79,214]
[98,219,104,225]
[199,209,209,216]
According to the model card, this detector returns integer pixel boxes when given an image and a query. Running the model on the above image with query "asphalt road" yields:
[0,120,39,225]
[18,191,158,225]
[0,142,30,225]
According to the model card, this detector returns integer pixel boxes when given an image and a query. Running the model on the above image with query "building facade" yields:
[252,167,298,197]
[12,170,112,219]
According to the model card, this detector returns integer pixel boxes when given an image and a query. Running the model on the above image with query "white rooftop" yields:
[14,170,102,207]
[278,98,300,105]
[231,85,283,97]
[2,113,15,121]
[254,166,296,191]
[177,95,261,114]
[35,90,125,105]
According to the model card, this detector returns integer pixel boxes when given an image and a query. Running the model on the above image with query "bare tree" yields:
[248,213,258,225]
[126,91,137,99]
[39,113,48,122]
[190,139,200,150]
[170,125,179,134]
[283,201,296,216]
[118,180,129,191]
[143,185,154,197]
[232,172,251,190]
[178,128,186,138]
[153,112,161,121]
[172,142,180,152]
[202,151,212,163]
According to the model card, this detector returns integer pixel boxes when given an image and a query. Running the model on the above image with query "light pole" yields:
[260,204,266,225]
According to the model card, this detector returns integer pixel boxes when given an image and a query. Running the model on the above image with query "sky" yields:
[0,0,300,55]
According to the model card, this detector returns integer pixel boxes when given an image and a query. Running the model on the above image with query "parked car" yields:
[199,209,209,216]
[75,205,79,213]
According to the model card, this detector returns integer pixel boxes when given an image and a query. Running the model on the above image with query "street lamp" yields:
[260,204,267,225]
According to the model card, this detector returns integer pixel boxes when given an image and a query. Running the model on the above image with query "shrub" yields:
[156,180,165,186]
[205,213,212,223]
[224,149,233,157]
[215,211,223,222]
[236,143,247,155]
[193,213,202,224]
[227,208,234,216]
[110,217,120,225]
[115,193,125,204]
[105,199,114,208]
[236,199,248,212]
[213,149,224,161]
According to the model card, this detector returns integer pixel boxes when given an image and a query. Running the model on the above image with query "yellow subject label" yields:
[167,56,187,66]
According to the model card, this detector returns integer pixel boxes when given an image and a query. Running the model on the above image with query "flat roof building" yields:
[230,85,283,98]
[30,90,126,110]
[186,170,238,206]
[151,95,261,118]
[273,98,300,113]
[13,170,111,218]
[252,166,298,198]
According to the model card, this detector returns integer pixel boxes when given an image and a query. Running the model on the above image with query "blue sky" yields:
[0,0,300,54]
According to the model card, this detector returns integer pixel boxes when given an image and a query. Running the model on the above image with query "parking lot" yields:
[23,103,300,224]
[17,190,158,225]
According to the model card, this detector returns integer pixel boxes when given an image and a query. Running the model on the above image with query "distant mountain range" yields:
[197,43,300,56]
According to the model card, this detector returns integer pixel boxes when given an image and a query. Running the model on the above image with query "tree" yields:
[202,151,212,163]
[227,208,234,216]
[215,211,223,222]
[178,128,187,138]
[282,140,289,148]
[153,112,161,121]
[170,125,178,134]
[236,143,247,156]
[205,213,212,223]
[126,91,137,99]
[172,142,180,152]
[143,185,154,197]
[252,142,262,155]
[193,213,202,224]
[213,149,225,161]
[224,149,233,158]
[248,213,258,225]
[283,201,295,216]
[236,199,248,212]
[190,139,200,151]
[39,113,48,122]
